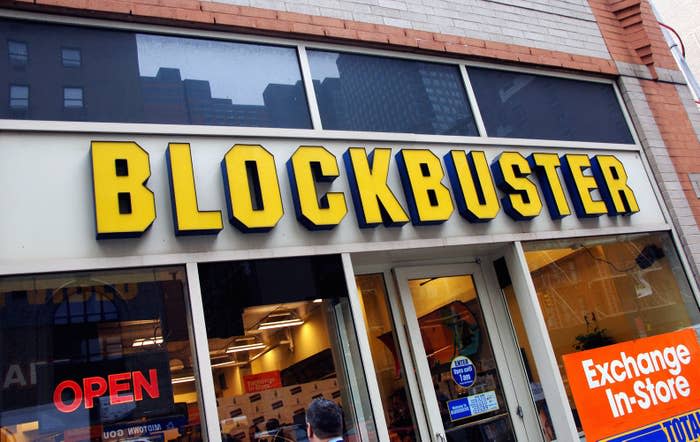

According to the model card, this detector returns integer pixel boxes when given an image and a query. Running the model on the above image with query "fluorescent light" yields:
[211,360,247,368]
[171,376,195,384]
[313,298,323,303]
[258,318,304,330]
[132,336,163,347]
[225,342,266,353]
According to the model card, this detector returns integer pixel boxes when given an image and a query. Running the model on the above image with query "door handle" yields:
[436,433,446,442]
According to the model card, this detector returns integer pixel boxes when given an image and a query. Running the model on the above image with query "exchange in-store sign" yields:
[450,356,476,388]
[89,141,640,238]
[563,329,700,442]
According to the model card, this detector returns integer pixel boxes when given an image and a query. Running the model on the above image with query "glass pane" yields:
[502,285,556,441]
[356,274,419,441]
[407,274,515,441]
[199,256,377,442]
[467,67,634,144]
[0,19,311,128]
[8,40,27,65]
[9,85,28,109]
[61,48,81,67]
[0,266,203,442]
[522,232,700,433]
[308,50,478,136]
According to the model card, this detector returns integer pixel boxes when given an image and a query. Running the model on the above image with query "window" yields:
[198,255,377,442]
[307,50,478,136]
[467,67,635,143]
[63,87,83,108]
[0,266,204,442]
[61,47,81,67]
[8,40,27,65]
[0,19,312,127]
[356,274,419,441]
[519,233,700,432]
[9,85,28,109]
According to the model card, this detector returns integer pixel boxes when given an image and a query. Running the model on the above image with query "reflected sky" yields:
[136,34,303,105]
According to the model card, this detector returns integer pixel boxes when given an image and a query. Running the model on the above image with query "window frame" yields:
[7,39,28,65]
[9,83,29,109]
[0,10,640,151]
[60,46,81,67]
[62,86,84,109]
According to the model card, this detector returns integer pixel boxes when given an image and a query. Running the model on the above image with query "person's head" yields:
[306,398,343,442]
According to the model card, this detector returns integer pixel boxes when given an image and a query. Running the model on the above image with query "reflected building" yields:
[140,68,307,128]
[0,20,144,122]
[315,53,472,134]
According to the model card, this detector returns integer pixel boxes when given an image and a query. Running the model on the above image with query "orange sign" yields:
[243,370,282,393]
[563,328,700,442]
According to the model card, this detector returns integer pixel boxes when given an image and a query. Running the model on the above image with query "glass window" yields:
[356,274,419,441]
[0,19,311,128]
[63,87,83,108]
[521,232,700,432]
[61,48,81,67]
[0,266,203,442]
[9,85,28,109]
[498,270,556,441]
[199,255,377,442]
[8,40,27,65]
[307,50,478,136]
[467,67,635,144]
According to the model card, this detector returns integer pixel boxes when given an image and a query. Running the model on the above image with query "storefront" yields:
[1,7,700,442]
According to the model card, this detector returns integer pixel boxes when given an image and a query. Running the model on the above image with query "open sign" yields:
[53,369,160,413]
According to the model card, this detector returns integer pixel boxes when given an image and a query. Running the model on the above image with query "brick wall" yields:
[214,0,611,59]
[3,0,618,73]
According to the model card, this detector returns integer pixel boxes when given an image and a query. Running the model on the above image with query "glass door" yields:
[394,264,519,442]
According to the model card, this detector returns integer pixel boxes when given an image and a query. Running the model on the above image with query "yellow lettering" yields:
[528,152,571,219]
[166,143,223,235]
[561,154,607,217]
[288,146,347,230]
[396,149,454,225]
[343,147,409,227]
[445,150,499,222]
[221,144,284,232]
[90,141,156,238]
[491,152,542,220]
[591,155,639,216]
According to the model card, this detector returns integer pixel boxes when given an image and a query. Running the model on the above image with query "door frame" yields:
[389,260,542,441]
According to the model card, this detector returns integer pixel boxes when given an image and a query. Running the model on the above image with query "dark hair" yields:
[306,398,343,439]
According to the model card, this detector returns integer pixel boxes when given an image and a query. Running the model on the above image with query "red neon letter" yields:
[53,380,83,413]
[83,376,108,409]
[109,372,134,405]
[133,369,160,401]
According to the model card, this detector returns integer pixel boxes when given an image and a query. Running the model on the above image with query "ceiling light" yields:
[132,336,163,347]
[225,342,266,353]
[171,375,195,384]
[313,298,323,303]
[258,318,304,330]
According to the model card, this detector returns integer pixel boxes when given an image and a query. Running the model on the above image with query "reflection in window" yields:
[61,47,81,67]
[522,233,700,431]
[8,40,27,65]
[0,19,311,128]
[9,85,28,109]
[199,256,377,442]
[0,266,203,442]
[63,87,83,108]
[467,67,635,143]
[308,50,478,135]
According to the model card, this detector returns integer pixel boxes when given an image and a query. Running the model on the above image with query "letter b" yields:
[91,141,156,239]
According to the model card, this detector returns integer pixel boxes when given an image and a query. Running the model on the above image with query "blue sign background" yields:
[450,356,476,388]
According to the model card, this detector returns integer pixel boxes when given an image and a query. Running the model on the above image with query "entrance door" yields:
[394,264,524,441]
